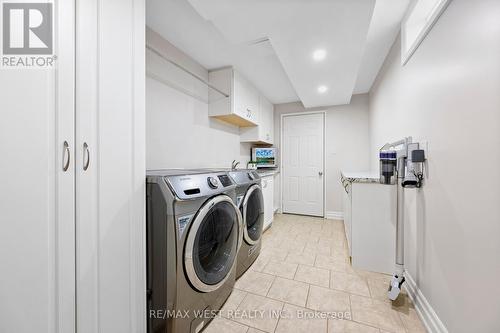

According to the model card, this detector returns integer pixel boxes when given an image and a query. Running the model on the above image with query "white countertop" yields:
[341,171,379,183]
[256,169,279,177]
[341,171,379,179]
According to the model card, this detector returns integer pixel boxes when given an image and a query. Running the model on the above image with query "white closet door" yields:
[0,1,75,333]
[76,0,146,332]
[75,0,99,331]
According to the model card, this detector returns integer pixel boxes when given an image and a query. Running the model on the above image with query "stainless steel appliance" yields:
[229,169,264,279]
[146,169,242,333]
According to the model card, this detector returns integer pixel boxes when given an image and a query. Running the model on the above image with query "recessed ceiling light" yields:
[313,49,326,61]
[317,85,328,94]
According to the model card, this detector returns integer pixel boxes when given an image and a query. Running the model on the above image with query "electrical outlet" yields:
[418,140,428,158]
[418,140,429,180]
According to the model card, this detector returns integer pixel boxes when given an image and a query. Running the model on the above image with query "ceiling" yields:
[146,0,410,107]
[354,0,410,94]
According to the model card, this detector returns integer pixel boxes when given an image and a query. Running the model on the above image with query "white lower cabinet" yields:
[342,182,352,256]
[0,1,146,333]
[273,172,280,213]
[344,181,397,274]
[262,175,275,230]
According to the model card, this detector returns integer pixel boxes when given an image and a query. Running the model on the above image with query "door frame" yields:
[279,111,326,217]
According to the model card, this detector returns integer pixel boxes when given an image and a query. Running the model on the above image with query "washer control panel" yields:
[218,174,233,187]
[161,171,235,200]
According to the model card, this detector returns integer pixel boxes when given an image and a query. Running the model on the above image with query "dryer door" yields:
[184,195,241,292]
[241,184,264,245]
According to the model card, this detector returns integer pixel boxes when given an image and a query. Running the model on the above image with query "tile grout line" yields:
[304,283,311,309]
[348,294,410,332]
[237,286,355,318]
[222,316,256,333]
[348,293,353,323]
[291,262,299,279]
[237,215,418,333]
[329,267,332,289]
[272,299,286,333]
[264,275,277,298]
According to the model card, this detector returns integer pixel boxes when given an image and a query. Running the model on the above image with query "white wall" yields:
[146,28,251,170]
[274,94,371,214]
[369,1,500,332]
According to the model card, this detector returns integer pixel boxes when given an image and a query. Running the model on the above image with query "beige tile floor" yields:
[204,214,427,333]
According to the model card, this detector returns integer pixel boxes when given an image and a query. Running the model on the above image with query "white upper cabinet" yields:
[233,70,259,124]
[208,67,259,127]
[240,94,274,144]
[208,67,275,142]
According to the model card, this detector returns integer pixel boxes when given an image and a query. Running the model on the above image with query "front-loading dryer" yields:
[146,169,242,333]
[229,170,264,279]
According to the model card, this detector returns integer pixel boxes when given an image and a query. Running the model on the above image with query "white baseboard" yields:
[325,211,344,220]
[404,272,448,333]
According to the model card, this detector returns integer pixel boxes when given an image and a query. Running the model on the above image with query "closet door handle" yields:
[62,141,70,172]
[83,142,90,171]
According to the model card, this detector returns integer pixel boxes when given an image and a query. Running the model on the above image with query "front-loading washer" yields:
[146,169,243,333]
[228,170,264,279]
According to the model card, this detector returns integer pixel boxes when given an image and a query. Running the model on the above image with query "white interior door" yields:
[282,113,324,217]
[0,1,75,332]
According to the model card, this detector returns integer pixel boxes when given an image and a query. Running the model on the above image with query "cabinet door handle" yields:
[62,141,70,172]
[83,142,90,171]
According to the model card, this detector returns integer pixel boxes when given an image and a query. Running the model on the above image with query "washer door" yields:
[241,184,264,245]
[184,195,241,292]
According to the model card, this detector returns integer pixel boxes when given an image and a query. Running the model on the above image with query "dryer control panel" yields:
[229,170,260,185]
